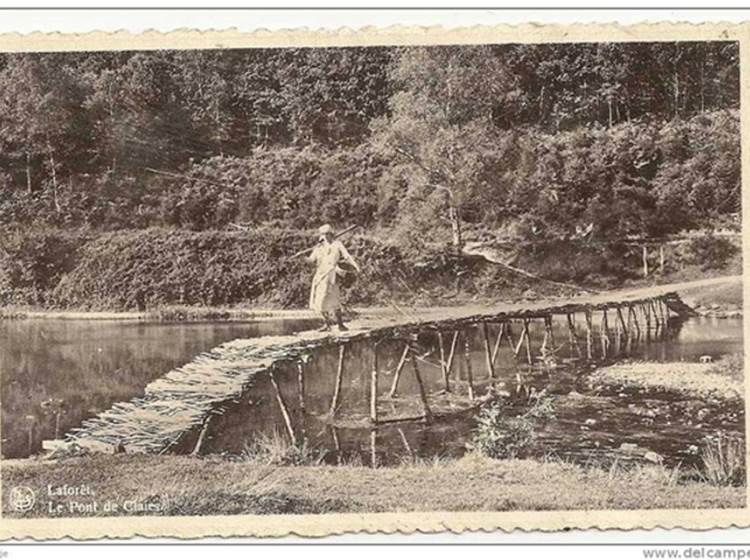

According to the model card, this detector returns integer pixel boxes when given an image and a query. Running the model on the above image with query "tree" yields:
[0,54,88,209]
[372,46,515,248]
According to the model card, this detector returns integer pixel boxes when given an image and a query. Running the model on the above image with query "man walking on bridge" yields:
[306,224,361,331]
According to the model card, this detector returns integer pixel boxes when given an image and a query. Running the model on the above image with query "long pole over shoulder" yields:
[289,224,359,259]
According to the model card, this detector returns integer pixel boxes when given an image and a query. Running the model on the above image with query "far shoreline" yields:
[0,275,742,322]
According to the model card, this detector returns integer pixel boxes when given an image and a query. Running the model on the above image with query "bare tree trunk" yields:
[700,48,706,113]
[25,151,32,194]
[538,85,545,123]
[448,198,463,250]
[47,139,60,213]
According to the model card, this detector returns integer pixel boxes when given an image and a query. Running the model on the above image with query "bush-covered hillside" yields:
[0,42,741,309]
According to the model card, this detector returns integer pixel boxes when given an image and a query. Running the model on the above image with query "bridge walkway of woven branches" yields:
[48,278,732,457]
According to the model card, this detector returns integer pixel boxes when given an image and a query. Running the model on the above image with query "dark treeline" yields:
[0,41,741,243]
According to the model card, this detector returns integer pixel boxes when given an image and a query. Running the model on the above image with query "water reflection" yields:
[202,316,744,468]
[0,318,317,458]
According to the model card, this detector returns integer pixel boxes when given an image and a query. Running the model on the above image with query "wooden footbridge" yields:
[51,284,703,457]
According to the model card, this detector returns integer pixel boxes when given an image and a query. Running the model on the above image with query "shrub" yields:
[471,392,556,459]
[0,228,88,306]
[681,235,739,271]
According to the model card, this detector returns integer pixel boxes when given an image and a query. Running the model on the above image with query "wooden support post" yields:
[584,309,594,360]
[601,309,610,358]
[191,414,214,456]
[296,360,306,441]
[411,353,434,421]
[613,307,622,342]
[329,344,347,417]
[482,322,496,379]
[514,320,528,358]
[656,299,665,339]
[650,299,661,337]
[505,322,517,353]
[616,306,628,338]
[660,245,665,274]
[642,245,649,278]
[491,322,506,365]
[567,313,581,357]
[462,332,476,400]
[445,330,459,390]
[330,426,341,452]
[630,305,641,341]
[270,369,298,447]
[523,318,533,365]
[660,298,669,335]
[370,346,379,424]
[397,428,413,458]
[644,302,652,341]
[438,331,448,392]
[546,315,556,350]
[388,343,410,397]
[370,429,378,467]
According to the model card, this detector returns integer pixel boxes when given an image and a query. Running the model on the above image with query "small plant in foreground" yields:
[470,391,556,460]
[241,431,323,466]
[698,432,745,487]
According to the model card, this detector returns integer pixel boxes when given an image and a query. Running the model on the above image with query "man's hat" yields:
[318,224,334,235]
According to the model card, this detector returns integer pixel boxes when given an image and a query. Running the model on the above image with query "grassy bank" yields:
[2,452,743,517]
[0,227,740,312]
[591,355,744,401]
[680,280,744,316]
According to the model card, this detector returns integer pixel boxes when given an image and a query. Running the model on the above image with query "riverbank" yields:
[0,274,742,322]
[679,280,743,317]
[1,452,743,517]
[591,354,744,402]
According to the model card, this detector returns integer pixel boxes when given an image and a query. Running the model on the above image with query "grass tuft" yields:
[240,431,324,466]
[698,432,746,487]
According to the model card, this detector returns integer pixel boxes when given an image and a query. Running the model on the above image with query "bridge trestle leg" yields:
[584,309,594,360]
[270,368,298,447]
[329,344,347,417]
[482,322,496,380]
[370,345,379,424]
[388,343,410,398]
[296,360,306,442]
[523,319,533,365]
[505,322,517,354]
[370,429,378,467]
[601,308,611,359]
[462,331,476,400]
[411,352,434,421]
[643,302,652,341]
[629,305,641,345]
[443,330,460,393]
[490,322,506,365]
[567,313,582,358]
[438,331,448,391]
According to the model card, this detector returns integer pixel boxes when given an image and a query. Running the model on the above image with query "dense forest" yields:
[0,42,742,309]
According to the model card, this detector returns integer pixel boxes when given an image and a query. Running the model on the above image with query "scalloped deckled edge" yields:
[0,20,749,540]
[0,21,746,52]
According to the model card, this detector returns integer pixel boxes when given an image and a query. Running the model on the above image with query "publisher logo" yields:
[9,486,35,513]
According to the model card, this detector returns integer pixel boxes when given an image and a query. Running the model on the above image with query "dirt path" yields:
[348,274,743,326]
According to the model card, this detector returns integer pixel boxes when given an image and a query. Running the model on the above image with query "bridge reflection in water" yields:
[52,291,697,463]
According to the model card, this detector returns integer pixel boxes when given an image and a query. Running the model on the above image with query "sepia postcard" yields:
[0,20,747,540]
